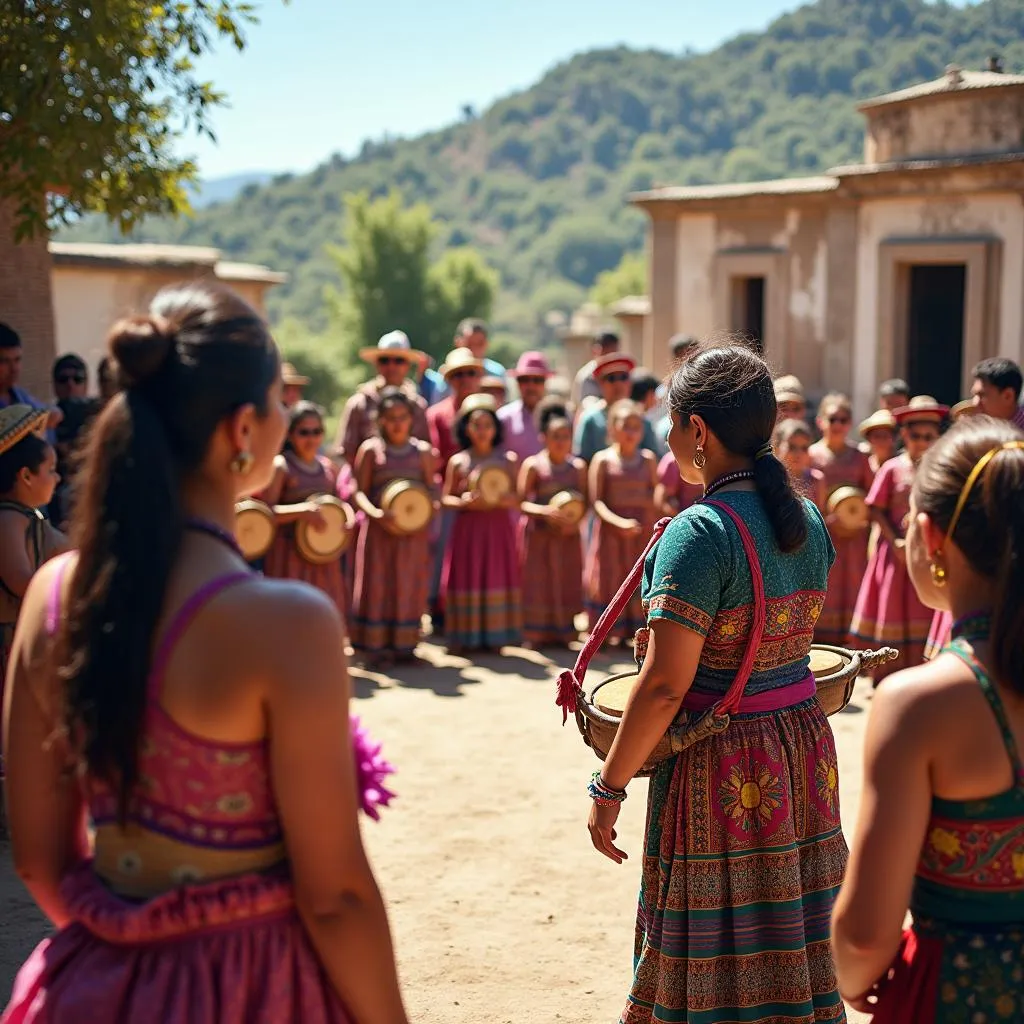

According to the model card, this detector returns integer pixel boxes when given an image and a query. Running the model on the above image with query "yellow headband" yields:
[938,440,1024,555]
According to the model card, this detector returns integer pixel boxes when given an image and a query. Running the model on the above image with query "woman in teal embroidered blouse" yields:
[587,344,849,1024]
[832,416,1024,1021]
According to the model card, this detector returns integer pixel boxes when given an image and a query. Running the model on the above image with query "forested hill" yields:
[62,0,1024,344]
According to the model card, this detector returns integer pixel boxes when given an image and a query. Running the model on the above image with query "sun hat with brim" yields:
[358,329,426,366]
[438,348,485,380]
[858,409,897,438]
[592,352,637,380]
[510,351,553,379]
[456,392,498,423]
[0,404,48,457]
[280,362,311,387]
[893,396,949,424]
[773,374,805,403]
[951,398,979,421]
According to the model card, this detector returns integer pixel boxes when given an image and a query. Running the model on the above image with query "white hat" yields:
[359,330,426,365]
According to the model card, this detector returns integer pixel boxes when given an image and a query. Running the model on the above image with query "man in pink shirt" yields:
[498,351,552,461]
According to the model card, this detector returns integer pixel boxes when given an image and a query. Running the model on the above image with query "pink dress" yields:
[350,439,433,656]
[519,452,584,646]
[809,441,874,646]
[2,562,393,1024]
[849,453,932,678]
[924,609,953,660]
[655,452,702,513]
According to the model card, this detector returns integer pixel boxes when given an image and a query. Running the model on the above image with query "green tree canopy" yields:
[588,251,648,309]
[0,1,273,238]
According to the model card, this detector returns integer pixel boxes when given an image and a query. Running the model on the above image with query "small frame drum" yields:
[549,489,586,525]
[827,486,869,534]
[235,499,276,561]
[380,479,433,534]
[470,464,512,506]
[573,643,898,776]
[295,494,355,564]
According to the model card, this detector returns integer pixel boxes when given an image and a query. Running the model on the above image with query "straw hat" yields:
[773,374,805,405]
[951,398,978,421]
[858,409,897,438]
[438,348,485,380]
[456,392,498,423]
[480,375,507,393]
[893,395,950,424]
[358,329,425,366]
[591,352,637,380]
[0,404,48,457]
[280,362,310,387]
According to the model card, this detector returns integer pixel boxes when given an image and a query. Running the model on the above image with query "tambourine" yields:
[469,464,512,506]
[549,489,586,525]
[295,495,355,564]
[380,479,433,534]
[827,486,869,534]
[235,499,276,561]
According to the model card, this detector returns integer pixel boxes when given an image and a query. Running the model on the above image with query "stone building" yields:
[632,65,1024,416]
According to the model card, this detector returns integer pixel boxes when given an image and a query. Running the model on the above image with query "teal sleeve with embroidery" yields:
[643,507,731,637]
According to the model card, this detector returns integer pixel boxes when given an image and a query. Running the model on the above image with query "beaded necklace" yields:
[184,516,245,561]
[951,609,992,644]
[703,469,755,499]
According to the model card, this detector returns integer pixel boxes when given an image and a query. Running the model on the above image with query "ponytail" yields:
[752,451,808,553]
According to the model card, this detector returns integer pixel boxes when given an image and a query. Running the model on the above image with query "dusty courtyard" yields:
[1,641,871,1023]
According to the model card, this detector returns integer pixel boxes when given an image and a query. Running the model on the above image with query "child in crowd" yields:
[774,417,827,512]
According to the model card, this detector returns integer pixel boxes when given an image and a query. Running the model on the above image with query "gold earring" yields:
[231,450,255,476]
[693,444,706,470]
[929,559,946,588]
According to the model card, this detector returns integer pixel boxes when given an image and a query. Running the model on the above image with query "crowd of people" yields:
[1,287,1023,1024]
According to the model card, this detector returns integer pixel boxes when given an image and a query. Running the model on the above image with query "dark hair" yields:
[53,353,87,380]
[287,399,323,432]
[0,432,50,493]
[667,344,807,552]
[594,331,619,351]
[973,357,1023,402]
[913,415,1024,692]
[669,333,699,358]
[630,369,659,403]
[376,386,415,439]
[61,282,278,817]
[456,317,488,339]
[455,406,504,450]
[772,417,812,448]
[879,378,910,399]
[535,395,572,435]
[97,356,115,384]
[0,323,21,350]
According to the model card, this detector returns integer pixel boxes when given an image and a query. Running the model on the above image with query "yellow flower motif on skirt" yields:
[814,757,839,815]
[1012,851,1024,880]
[216,792,254,815]
[995,993,1016,1018]
[719,621,737,636]
[929,827,962,859]
[719,763,784,833]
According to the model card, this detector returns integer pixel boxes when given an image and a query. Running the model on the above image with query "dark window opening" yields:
[906,264,966,407]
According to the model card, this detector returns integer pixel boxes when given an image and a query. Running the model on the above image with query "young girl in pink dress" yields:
[1,283,405,1023]
[261,401,350,618]
[518,398,587,648]
[440,393,522,653]
[585,400,658,643]
[810,392,874,645]
[351,387,436,668]
[850,398,946,681]
[774,417,827,513]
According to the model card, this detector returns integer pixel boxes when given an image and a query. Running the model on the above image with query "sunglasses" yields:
[517,376,546,386]
[295,426,324,438]
[56,374,86,385]
[602,372,630,384]
[907,431,938,443]
[377,356,408,367]
[449,369,479,381]
[828,415,851,425]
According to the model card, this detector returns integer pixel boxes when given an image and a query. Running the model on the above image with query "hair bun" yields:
[107,316,174,387]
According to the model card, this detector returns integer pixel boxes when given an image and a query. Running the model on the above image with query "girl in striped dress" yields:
[440,393,521,653]
[775,417,827,512]
[585,400,658,643]
[262,401,350,618]
[351,388,437,668]
[518,399,587,648]
[810,392,874,645]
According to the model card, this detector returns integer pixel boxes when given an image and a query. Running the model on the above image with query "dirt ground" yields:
[0,641,871,1023]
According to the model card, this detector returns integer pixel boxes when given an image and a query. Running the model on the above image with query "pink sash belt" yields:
[681,671,816,714]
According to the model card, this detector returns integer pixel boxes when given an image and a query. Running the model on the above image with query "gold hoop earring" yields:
[231,450,255,476]
[693,444,706,470]
[929,560,946,588]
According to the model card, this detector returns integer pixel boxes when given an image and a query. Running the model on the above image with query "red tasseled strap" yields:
[555,517,672,724]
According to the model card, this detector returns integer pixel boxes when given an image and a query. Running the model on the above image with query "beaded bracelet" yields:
[588,770,627,806]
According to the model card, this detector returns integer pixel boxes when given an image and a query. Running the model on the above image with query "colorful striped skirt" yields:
[441,508,521,649]
[519,516,582,646]
[815,530,867,646]
[622,698,848,1024]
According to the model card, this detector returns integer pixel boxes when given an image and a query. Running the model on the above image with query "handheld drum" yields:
[470,464,512,506]
[549,489,586,526]
[827,486,869,535]
[295,494,355,564]
[380,479,433,535]
[235,499,277,561]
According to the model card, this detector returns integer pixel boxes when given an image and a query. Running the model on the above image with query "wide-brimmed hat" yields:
[510,351,553,379]
[0,404,48,457]
[359,329,425,366]
[893,395,949,424]
[773,374,805,405]
[480,375,507,392]
[858,409,897,438]
[438,348,485,380]
[456,392,498,423]
[951,398,978,421]
[592,352,637,380]
[280,362,310,387]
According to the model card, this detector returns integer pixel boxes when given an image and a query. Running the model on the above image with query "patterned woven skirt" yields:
[441,508,521,649]
[848,537,932,680]
[622,699,848,1024]
[2,862,351,1023]
[519,517,582,646]
[351,518,430,655]
[585,514,649,641]
[815,530,867,646]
